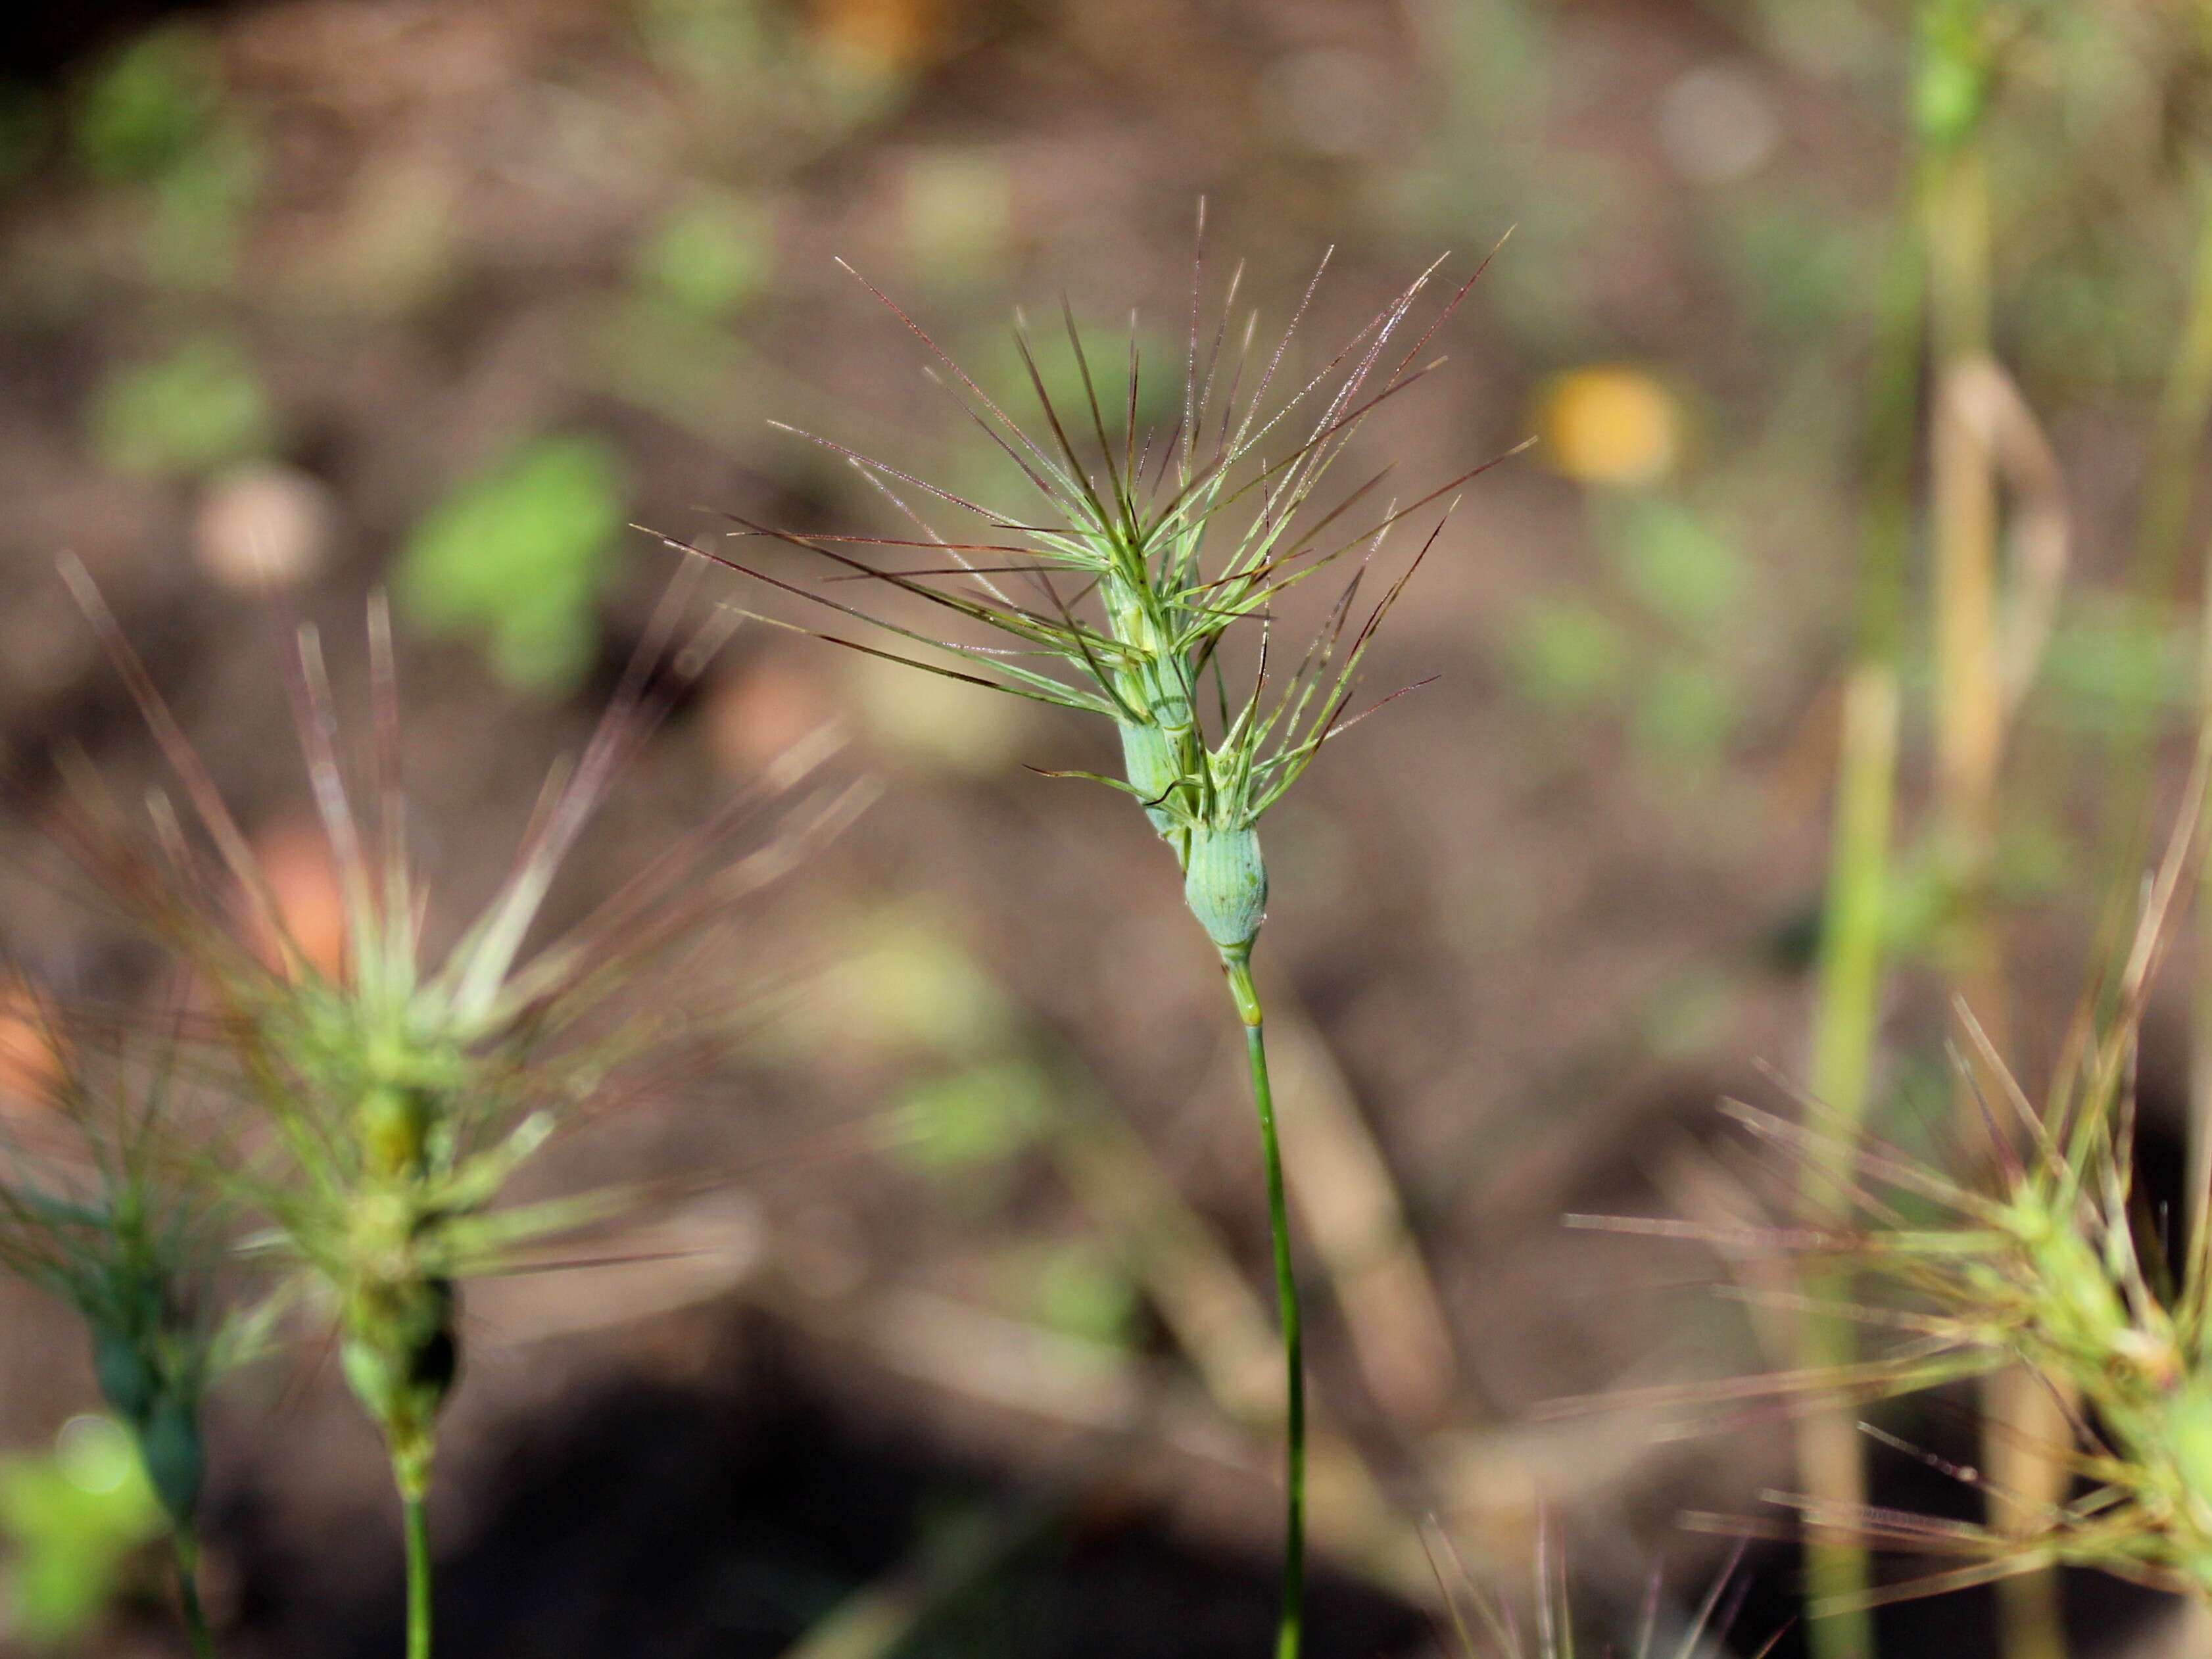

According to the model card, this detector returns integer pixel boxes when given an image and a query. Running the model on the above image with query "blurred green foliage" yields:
[2033,599,2196,734]
[1502,494,1753,772]
[634,0,779,85]
[631,193,771,323]
[74,27,222,182]
[1501,600,1630,711]
[75,24,260,283]
[89,336,275,479]
[894,1061,1051,1205]
[1599,495,1746,637]
[1630,659,1738,770]
[998,1242,1135,1347]
[146,124,261,285]
[631,0,907,137]
[0,1417,162,1650]
[394,433,630,698]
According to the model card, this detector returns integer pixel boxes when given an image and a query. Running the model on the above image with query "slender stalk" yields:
[398,1467,433,1659]
[173,1530,217,1659]
[1798,676,1898,1659]
[1923,80,2067,1659]
[1794,145,1923,1659]
[1222,946,1304,1659]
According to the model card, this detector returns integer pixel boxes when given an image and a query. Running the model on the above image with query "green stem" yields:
[1794,168,1923,1659]
[398,1468,433,1659]
[1222,946,1303,1659]
[173,1530,217,1659]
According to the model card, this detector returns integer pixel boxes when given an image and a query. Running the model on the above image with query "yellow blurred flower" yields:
[1539,366,1681,487]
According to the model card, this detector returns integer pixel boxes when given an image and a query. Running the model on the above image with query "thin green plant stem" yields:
[1794,181,1922,1659]
[1223,946,1304,1659]
[174,1529,217,1659]
[400,1474,433,1659]
[1797,671,1900,1658]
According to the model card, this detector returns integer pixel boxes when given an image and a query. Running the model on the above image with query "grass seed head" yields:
[55,566,858,1485]
[665,208,1512,958]
[1581,747,2212,1606]
[0,993,245,1533]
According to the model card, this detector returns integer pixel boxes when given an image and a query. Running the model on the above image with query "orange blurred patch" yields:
[810,0,946,80]
[251,818,350,980]
[705,658,838,779]
[0,987,61,1115]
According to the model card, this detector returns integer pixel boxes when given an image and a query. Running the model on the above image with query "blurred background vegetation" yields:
[2,0,2211,1655]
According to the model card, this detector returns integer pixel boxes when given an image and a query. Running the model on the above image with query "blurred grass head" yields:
[1426,1524,1777,1659]
[1574,742,2212,1608]
[0,986,251,1535]
[52,563,861,1491]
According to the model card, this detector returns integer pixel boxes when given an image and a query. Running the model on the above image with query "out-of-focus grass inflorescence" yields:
[1426,1527,1782,1659]
[52,562,857,1658]
[0,990,260,1656]
[1578,746,2212,1612]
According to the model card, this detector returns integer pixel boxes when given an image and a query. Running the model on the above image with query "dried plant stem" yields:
[1224,946,1305,1659]
[174,1531,217,1659]
[400,1476,433,1659]
[1928,156,1999,922]
[1262,993,1456,1428]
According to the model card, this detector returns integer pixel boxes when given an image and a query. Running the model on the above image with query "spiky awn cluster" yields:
[51,562,858,1652]
[663,216,1514,959]
[1575,745,2212,1610]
